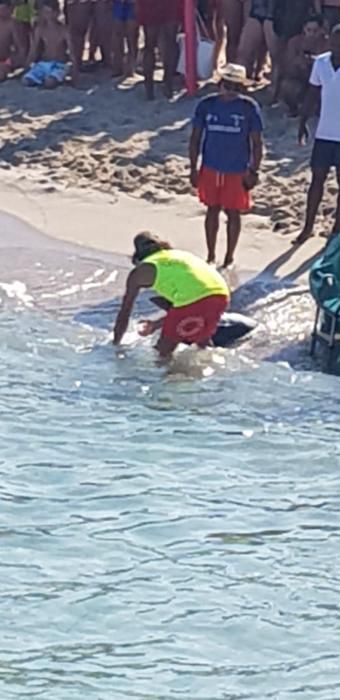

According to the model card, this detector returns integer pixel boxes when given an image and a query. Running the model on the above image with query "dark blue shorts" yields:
[250,0,274,22]
[113,1,135,21]
[311,139,340,171]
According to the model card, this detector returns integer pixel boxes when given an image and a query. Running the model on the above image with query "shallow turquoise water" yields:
[1,219,340,699]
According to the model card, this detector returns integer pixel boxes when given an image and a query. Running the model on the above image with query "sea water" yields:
[1,214,340,700]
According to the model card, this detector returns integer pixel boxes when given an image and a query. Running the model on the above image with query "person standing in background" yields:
[136,0,182,100]
[66,0,112,72]
[296,24,340,244]
[112,0,138,77]
[189,64,263,268]
[197,0,228,71]
[200,0,252,71]
[224,0,251,63]
[237,0,278,80]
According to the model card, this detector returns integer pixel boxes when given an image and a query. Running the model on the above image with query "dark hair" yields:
[0,0,12,7]
[304,14,324,28]
[132,232,172,265]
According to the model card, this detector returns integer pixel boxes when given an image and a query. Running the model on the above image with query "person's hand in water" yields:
[138,319,162,337]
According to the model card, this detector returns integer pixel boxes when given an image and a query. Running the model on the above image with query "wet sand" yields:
[0,75,336,283]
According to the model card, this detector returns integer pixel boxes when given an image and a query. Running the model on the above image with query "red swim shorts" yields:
[162,294,228,345]
[137,0,182,26]
[198,166,251,210]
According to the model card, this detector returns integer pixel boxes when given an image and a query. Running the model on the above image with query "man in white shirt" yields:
[295,24,340,244]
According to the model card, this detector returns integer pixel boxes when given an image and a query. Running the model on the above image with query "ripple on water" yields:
[0,237,340,700]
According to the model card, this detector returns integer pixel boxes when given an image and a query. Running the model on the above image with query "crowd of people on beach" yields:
[0,0,339,98]
[1,0,340,278]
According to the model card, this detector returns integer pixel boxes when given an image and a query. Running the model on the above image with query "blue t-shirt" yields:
[192,95,263,175]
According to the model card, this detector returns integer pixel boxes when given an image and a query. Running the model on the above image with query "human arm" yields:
[243,131,263,190]
[243,102,263,190]
[313,0,322,13]
[249,131,263,173]
[298,85,320,143]
[189,100,207,187]
[113,264,155,345]
[298,56,322,144]
[189,126,203,187]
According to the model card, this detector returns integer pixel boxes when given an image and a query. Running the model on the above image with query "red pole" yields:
[184,0,197,96]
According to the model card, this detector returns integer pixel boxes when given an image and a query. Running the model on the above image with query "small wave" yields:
[41,270,118,299]
[0,281,34,308]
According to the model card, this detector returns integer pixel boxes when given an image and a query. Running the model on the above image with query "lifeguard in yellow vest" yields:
[113,232,230,359]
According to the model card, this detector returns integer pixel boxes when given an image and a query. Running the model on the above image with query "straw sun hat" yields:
[219,63,248,86]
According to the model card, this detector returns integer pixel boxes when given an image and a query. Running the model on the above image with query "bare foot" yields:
[292,230,314,246]
[222,256,234,269]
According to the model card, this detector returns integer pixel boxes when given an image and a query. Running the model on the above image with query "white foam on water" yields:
[41,270,118,299]
[0,281,34,308]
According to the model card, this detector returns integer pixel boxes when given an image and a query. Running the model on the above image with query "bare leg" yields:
[333,169,340,234]
[94,0,113,69]
[126,19,138,75]
[160,21,179,98]
[205,205,221,263]
[88,18,99,62]
[295,168,329,244]
[264,19,279,89]
[238,17,263,78]
[224,0,244,63]
[112,19,125,75]
[67,1,92,70]
[254,38,267,80]
[223,209,241,267]
[143,24,158,99]
[212,1,226,70]
[0,64,10,82]
[156,334,178,359]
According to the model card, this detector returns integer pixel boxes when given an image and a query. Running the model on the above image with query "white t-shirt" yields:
[310,52,340,142]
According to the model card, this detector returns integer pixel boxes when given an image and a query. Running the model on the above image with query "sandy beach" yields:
[0,74,337,277]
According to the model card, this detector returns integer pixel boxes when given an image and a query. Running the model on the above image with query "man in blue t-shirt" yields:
[189,63,263,267]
